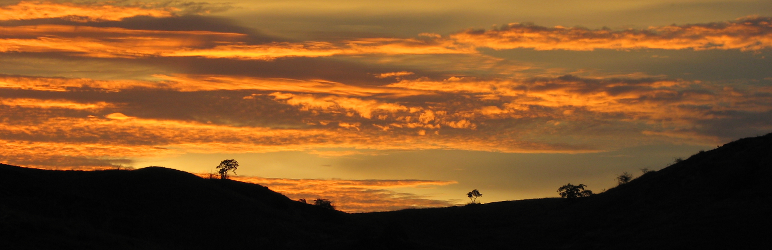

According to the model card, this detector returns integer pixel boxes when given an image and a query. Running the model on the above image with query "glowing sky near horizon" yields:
[1,0,771,212]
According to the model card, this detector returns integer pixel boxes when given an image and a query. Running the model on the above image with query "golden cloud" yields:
[5,70,770,158]
[0,24,471,60]
[0,98,112,110]
[452,16,772,51]
[0,108,599,171]
[0,73,165,91]
[132,38,473,59]
[0,25,246,58]
[155,74,427,97]
[375,71,414,79]
[0,1,173,22]
[0,73,430,98]
[386,75,772,125]
[270,92,409,119]
[215,175,457,213]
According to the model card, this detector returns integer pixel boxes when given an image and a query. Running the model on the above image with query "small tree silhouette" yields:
[313,198,335,210]
[617,172,633,185]
[467,189,482,204]
[557,183,593,198]
[216,159,239,180]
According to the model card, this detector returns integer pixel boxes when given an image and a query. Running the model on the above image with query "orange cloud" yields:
[0,115,333,149]
[0,73,430,98]
[386,76,524,95]
[216,175,457,213]
[386,75,772,124]
[0,139,160,169]
[0,98,112,110]
[0,25,245,38]
[0,73,164,91]
[270,92,409,119]
[452,16,772,51]
[155,74,426,97]
[0,1,172,22]
[375,71,414,79]
[0,25,245,58]
[0,24,472,60]
[149,37,473,59]
[4,70,769,171]
[0,108,598,171]
[105,113,134,120]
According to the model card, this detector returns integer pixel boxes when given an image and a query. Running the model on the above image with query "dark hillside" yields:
[350,132,772,249]
[585,132,772,248]
[0,165,344,250]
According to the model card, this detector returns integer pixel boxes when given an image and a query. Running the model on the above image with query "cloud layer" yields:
[0,1,172,22]
[2,1,771,211]
[453,16,772,51]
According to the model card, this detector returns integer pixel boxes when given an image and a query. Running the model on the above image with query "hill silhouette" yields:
[2,132,772,249]
[350,132,772,249]
[0,166,346,249]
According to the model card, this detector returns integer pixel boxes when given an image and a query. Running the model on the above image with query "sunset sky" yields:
[2,0,771,212]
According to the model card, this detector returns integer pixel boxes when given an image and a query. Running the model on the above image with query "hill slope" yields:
[0,166,345,249]
[350,132,772,249]
[2,132,771,249]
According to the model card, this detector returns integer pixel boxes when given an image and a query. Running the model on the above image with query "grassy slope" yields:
[1,133,771,249]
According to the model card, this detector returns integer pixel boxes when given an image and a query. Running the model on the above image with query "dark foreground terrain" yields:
[2,133,772,249]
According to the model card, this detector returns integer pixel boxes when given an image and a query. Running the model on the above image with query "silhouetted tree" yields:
[299,198,307,204]
[216,159,239,180]
[313,198,335,210]
[617,172,633,185]
[640,168,653,174]
[557,183,593,198]
[467,189,482,204]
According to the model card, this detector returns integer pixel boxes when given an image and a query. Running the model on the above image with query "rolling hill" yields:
[2,132,771,249]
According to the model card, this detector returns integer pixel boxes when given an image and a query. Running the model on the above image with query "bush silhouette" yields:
[216,159,239,180]
[557,183,592,198]
[467,189,482,204]
[313,198,335,210]
[617,172,633,185]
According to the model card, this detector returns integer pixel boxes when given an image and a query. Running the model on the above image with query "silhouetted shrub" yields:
[557,183,592,198]
[467,189,482,204]
[216,159,239,180]
[314,198,335,210]
[617,172,633,185]
[299,198,307,204]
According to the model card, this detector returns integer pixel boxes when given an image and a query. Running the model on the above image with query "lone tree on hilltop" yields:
[216,159,239,180]
[467,189,482,204]
[617,172,633,185]
[557,183,593,198]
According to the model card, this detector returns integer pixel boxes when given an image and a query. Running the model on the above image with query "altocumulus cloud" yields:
[451,16,772,51]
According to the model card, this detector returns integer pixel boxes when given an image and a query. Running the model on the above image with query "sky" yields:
[1,0,771,212]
